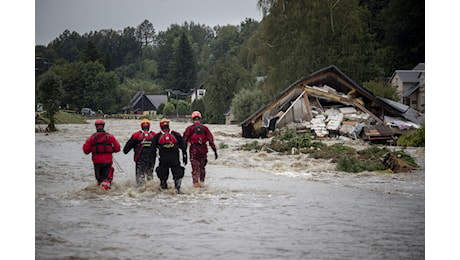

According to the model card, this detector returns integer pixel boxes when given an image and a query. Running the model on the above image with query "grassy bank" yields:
[36,110,88,125]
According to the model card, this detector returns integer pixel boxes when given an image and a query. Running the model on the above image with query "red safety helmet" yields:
[191,111,202,120]
[160,118,170,128]
[140,119,150,130]
[95,119,105,128]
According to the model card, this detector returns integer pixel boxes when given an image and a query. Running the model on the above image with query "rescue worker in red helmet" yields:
[83,119,121,190]
[151,118,187,194]
[183,111,217,188]
[123,119,157,187]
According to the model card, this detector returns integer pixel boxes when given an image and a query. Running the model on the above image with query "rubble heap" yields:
[275,85,421,142]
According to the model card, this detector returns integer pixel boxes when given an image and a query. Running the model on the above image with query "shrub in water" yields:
[397,124,425,147]
[358,146,390,161]
[310,143,356,162]
[337,156,386,172]
[337,156,364,172]
[268,130,312,153]
[279,129,297,141]
[240,140,264,151]
[291,133,312,149]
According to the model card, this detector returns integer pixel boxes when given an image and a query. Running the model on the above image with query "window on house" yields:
[198,89,205,96]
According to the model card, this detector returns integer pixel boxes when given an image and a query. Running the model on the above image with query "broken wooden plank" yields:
[302,92,313,121]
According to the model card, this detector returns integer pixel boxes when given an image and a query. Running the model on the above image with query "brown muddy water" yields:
[35,119,424,259]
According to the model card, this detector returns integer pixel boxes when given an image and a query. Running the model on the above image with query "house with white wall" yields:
[190,83,206,103]
[389,63,425,112]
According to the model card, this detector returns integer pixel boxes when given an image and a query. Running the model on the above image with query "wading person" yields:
[83,119,121,190]
[123,119,156,187]
[183,111,217,188]
[151,118,187,194]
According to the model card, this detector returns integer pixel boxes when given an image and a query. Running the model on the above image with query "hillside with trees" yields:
[36,0,424,124]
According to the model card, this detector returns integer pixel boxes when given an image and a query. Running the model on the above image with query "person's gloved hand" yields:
[183,153,188,165]
[213,148,218,160]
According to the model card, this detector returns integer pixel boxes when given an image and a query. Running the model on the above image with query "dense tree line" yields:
[36,0,424,124]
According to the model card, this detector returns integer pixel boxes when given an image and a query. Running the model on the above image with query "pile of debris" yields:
[241,65,424,141]
[274,85,421,143]
[306,106,368,139]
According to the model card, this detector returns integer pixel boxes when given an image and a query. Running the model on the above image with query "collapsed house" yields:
[241,65,424,142]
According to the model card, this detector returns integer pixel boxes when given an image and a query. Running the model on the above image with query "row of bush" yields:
[397,124,425,147]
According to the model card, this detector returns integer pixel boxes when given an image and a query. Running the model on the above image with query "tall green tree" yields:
[166,33,196,93]
[381,0,425,73]
[176,100,191,115]
[80,40,100,62]
[119,27,143,65]
[359,0,389,42]
[52,61,121,113]
[209,25,241,64]
[136,19,156,47]
[182,21,214,58]
[116,46,158,81]
[184,22,215,83]
[155,24,184,84]
[232,87,269,122]
[163,102,176,115]
[191,99,205,117]
[48,30,86,62]
[81,61,120,113]
[363,80,399,101]
[51,61,85,110]
[256,0,381,96]
[85,29,122,70]
[236,19,261,73]
[204,55,253,123]
[36,71,64,131]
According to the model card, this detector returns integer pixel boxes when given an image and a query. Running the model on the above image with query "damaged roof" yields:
[243,66,361,125]
[376,97,425,125]
[241,65,424,138]
[242,65,410,126]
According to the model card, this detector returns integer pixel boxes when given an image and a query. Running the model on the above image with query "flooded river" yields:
[35,119,424,259]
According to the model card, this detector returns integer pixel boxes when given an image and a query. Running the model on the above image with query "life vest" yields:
[91,132,114,154]
[157,130,178,149]
[137,130,154,148]
[190,123,207,144]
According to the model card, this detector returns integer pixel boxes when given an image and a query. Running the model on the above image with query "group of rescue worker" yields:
[82,111,217,194]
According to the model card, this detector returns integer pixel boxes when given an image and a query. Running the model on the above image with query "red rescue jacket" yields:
[125,130,156,161]
[183,122,216,153]
[157,129,179,150]
[83,131,121,163]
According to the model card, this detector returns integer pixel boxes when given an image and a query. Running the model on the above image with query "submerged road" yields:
[35,121,424,259]
[36,163,424,259]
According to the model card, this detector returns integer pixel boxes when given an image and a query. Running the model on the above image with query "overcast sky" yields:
[35,0,263,45]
